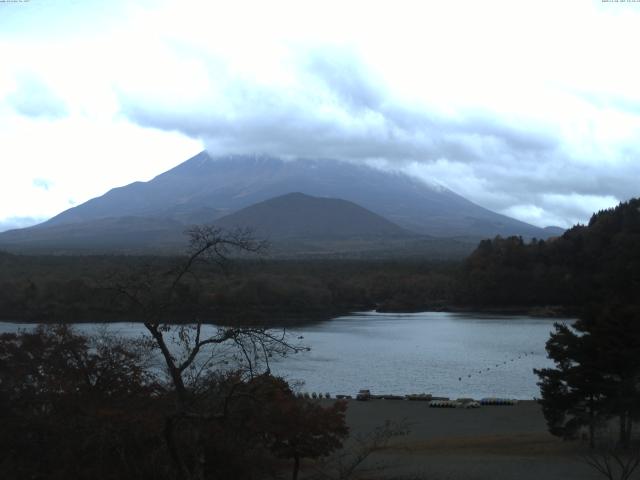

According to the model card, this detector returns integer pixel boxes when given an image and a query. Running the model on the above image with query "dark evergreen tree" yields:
[536,304,640,448]
[535,322,608,447]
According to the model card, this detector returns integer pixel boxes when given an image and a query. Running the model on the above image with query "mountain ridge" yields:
[0,152,563,254]
[38,151,553,238]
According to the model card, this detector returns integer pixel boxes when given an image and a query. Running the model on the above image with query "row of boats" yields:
[350,390,518,407]
[295,389,519,407]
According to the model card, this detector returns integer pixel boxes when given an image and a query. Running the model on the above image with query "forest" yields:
[0,252,459,324]
[1,198,639,324]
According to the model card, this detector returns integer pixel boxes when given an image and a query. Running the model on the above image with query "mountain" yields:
[214,192,411,240]
[0,192,474,258]
[0,216,186,253]
[0,152,555,254]
[40,152,548,235]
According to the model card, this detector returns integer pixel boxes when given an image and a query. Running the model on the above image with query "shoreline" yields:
[0,304,576,325]
[376,304,577,318]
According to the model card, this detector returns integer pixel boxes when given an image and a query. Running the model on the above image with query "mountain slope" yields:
[0,216,186,253]
[213,192,412,240]
[37,152,550,238]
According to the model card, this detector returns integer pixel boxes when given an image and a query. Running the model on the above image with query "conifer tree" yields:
[536,304,640,448]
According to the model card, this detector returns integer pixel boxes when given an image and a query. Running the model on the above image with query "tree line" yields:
[459,198,640,309]
[0,252,459,323]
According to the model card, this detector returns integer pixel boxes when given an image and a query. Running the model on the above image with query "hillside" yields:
[0,216,185,253]
[458,197,640,309]
[214,192,411,240]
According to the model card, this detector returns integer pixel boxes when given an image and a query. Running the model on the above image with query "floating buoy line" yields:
[458,351,537,381]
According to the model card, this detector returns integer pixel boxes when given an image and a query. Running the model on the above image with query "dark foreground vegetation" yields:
[1,227,354,480]
[536,304,640,448]
[0,325,349,480]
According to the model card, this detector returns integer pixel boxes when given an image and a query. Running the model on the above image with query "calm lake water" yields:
[0,311,570,399]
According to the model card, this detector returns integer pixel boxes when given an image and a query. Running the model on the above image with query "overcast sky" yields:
[1,0,640,231]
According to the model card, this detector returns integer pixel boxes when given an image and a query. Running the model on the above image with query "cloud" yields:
[32,178,52,191]
[6,72,68,119]
[115,43,637,228]
[117,47,558,166]
[0,113,202,222]
[303,49,384,112]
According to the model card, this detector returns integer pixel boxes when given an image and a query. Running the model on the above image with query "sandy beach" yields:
[333,399,603,480]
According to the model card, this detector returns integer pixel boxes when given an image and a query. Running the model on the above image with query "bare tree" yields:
[311,419,411,480]
[583,442,640,480]
[111,226,303,480]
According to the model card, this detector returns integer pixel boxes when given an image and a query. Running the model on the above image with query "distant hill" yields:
[214,192,411,240]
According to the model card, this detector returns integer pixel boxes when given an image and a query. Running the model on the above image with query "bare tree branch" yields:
[104,225,299,480]
[583,443,640,480]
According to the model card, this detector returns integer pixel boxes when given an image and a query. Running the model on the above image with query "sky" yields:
[1,0,640,232]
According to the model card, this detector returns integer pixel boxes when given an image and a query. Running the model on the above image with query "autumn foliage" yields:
[0,326,348,480]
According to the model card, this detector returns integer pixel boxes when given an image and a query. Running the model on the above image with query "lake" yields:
[0,311,570,399]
